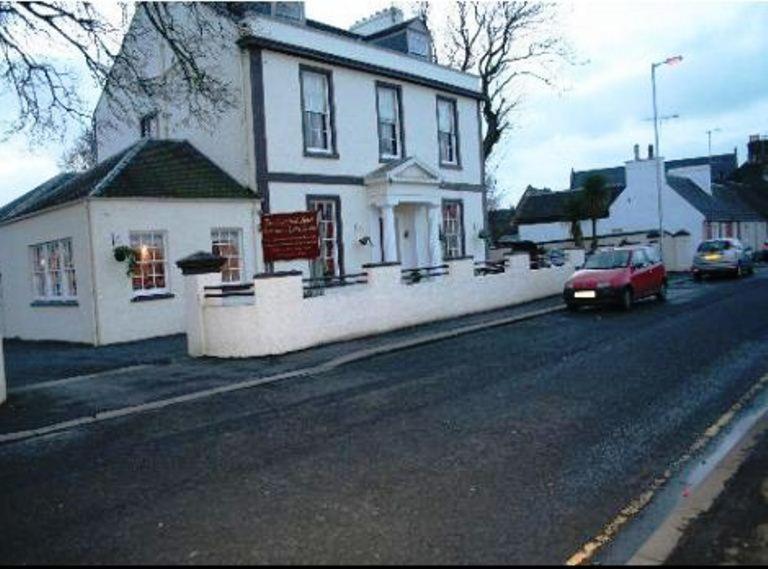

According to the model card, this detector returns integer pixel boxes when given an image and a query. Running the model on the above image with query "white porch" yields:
[365,157,445,269]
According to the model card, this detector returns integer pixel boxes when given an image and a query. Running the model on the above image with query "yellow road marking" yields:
[565,372,768,566]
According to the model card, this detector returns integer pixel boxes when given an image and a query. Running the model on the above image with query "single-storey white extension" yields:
[514,145,768,264]
[0,140,258,345]
[0,3,487,344]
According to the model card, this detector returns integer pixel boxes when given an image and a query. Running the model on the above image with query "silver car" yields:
[692,238,755,280]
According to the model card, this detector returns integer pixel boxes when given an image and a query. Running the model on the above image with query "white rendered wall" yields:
[246,15,480,94]
[88,198,258,345]
[261,50,482,186]
[93,7,254,188]
[0,203,96,343]
[268,182,486,275]
[196,253,583,358]
[606,160,704,261]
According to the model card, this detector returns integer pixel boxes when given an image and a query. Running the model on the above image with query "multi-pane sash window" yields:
[437,98,459,166]
[442,201,464,259]
[308,198,340,278]
[31,238,77,300]
[377,85,401,159]
[211,228,243,283]
[301,69,332,153]
[130,231,167,295]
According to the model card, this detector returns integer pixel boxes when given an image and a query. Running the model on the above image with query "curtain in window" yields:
[303,71,330,151]
[377,87,399,157]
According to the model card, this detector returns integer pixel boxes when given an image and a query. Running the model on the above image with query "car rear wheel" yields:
[620,287,633,311]
[656,281,668,302]
[566,302,579,312]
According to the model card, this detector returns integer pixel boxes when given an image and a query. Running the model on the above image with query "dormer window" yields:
[408,30,430,59]
[140,112,158,139]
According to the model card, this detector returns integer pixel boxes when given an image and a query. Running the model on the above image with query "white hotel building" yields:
[0,3,486,345]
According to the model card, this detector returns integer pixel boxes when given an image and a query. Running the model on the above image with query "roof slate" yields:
[513,185,625,225]
[569,153,739,189]
[0,139,256,223]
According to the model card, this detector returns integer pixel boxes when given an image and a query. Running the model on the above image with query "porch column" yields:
[381,204,398,263]
[428,203,443,266]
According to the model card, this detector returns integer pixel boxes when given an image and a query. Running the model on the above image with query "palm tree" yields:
[581,174,610,251]
[563,195,585,248]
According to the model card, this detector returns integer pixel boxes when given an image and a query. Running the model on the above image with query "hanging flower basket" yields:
[113,245,139,276]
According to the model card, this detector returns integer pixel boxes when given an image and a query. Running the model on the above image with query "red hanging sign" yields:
[262,211,320,263]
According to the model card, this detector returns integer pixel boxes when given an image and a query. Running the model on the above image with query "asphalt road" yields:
[2,271,768,564]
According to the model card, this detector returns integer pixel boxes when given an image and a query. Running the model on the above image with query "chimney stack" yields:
[633,144,640,161]
[648,144,654,159]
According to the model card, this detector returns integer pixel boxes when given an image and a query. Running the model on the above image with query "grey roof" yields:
[569,153,739,189]
[0,139,256,223]
[667,176,764,222]
[513,185,625,225]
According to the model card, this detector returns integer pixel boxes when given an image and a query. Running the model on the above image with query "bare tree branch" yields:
[0,1,242,143]
[433,1,573,161]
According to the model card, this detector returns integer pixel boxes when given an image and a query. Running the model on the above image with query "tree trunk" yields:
[591,218,598,250]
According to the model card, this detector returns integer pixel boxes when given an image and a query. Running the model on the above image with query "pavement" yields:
[0,294,565,435]
[666,418,768,565]
[0,269,767,564]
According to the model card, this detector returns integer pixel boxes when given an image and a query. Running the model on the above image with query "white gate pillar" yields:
[176,252,225,357]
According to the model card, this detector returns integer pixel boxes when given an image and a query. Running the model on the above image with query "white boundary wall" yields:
[0,310,5,405]
[188,251,584,358]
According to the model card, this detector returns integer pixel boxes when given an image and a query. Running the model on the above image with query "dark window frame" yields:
[441,198,466,258]
[139,112,158,139]
[299,64,339,159]
[436,95,462,170]
[306,194,345,276]
[374,81,406,163]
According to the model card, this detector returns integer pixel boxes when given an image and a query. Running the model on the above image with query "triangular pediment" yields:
[364,156,441,186]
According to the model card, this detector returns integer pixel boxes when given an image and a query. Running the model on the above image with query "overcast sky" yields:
[1,0,766,209]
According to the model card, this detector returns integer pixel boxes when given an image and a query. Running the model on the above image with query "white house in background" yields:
[0,2,486,345]
[514,145,768,264]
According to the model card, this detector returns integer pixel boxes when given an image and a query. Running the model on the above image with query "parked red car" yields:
[563,246,667,311]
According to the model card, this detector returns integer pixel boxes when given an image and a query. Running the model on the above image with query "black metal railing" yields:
[303,272,369,297]
[401,264,449,285]
[474,259,508,276]
[204,283,255,299]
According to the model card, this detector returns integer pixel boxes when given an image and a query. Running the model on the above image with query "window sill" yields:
[439,162,463,171]
[131,292,175,303]
[31,299,79,307]
[304,150,340,160]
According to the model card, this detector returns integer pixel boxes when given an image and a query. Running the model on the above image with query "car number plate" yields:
[574,290,596,299]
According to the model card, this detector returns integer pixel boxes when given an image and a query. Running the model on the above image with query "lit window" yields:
[301,69,333,154]
[129,231,167,295]
[377,85,402,160]
[437,98,459,166]
[442,201,464,259]
[30,238,77,300]
[211,228,243,283]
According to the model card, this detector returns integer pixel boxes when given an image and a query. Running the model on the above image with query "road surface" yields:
[1,271,767,564]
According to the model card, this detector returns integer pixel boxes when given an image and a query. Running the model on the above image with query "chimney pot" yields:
[633,144,640,160]
[648,144,654,159]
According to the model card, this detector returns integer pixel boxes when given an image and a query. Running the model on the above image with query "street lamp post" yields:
[651,55,683,261]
